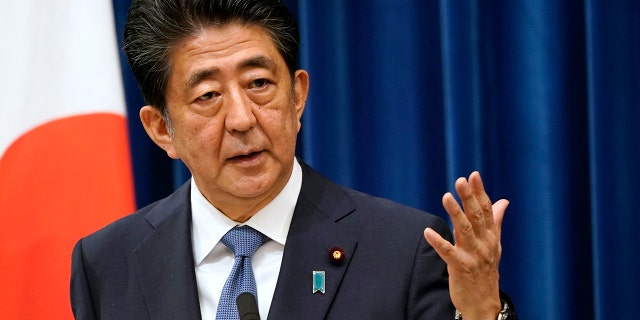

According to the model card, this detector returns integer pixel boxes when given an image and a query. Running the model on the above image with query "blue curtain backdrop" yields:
[112,1,639,319]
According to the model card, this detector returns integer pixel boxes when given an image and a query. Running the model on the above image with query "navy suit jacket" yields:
[71,162,456,319]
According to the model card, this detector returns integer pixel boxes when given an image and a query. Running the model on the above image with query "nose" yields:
[224,88,257,133]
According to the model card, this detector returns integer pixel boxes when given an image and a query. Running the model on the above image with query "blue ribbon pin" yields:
[312,271,325,294]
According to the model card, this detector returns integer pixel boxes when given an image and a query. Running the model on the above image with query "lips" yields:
[227,149,264,165]
[230,151,260,160]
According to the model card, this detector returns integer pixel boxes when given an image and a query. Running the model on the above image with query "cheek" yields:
[272,112,300,158]
[261,107,299,138]
[174,117,223,155]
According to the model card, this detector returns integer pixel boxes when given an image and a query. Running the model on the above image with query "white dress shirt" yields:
[191,159,302,320]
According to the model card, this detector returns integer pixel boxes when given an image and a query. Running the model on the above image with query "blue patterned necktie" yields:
[216,226,269,320]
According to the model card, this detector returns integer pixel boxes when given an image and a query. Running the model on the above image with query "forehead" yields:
[168,23,286,84]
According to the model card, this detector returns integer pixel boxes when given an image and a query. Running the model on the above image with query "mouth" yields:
[228,150,263,164]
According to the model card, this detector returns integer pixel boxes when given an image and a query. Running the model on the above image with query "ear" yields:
[139,105,179,159]
[292,69,309,131]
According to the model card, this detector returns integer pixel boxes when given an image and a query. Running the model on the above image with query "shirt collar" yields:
[191,159,302,266]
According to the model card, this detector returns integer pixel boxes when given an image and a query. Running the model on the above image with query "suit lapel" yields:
[133,183,202,320]
[268,164,358,320]
[129,164,357,320]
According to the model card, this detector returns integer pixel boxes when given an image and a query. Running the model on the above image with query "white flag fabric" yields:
[0,1,135,318]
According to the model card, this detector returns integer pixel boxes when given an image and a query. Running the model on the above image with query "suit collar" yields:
[133,182,203,320]
[130,162,359,320]
[268,162,358,320]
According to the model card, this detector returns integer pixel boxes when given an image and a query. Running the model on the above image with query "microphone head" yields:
[236,292,260,320]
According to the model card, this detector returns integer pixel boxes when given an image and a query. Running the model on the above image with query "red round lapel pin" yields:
[328,247,345,264]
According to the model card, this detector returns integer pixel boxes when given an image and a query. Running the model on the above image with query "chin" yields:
[229,176,280,198]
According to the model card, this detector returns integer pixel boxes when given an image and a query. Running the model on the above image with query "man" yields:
[71,0,516,319]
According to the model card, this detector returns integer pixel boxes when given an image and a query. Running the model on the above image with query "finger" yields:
[454,176,487,238]
[424,227,456,265]
[468,171,495,230]
[442,192,475,242]
[491,199,509,240]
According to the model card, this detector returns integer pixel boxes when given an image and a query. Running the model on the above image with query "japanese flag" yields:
[0,1,135,318]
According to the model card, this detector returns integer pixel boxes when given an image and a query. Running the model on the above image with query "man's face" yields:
[140,23,308,221]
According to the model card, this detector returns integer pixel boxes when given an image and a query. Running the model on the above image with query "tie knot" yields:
[221,226,268,258]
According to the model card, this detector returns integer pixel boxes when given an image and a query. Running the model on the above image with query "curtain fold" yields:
[586,1,640,318]
[296,0,447,212]
[438,2,593,319]
[113,0,640,318]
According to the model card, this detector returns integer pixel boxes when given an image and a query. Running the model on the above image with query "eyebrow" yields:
[184,55,277,89]
[238,55,277,72]
[186,68,219,89]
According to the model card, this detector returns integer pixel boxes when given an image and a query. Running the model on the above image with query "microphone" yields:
[236,292,260,320]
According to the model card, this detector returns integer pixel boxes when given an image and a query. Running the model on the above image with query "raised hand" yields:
[424,171,509,320]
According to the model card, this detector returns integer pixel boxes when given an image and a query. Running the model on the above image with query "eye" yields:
[197,91,217,101]
[250,78,270,89]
